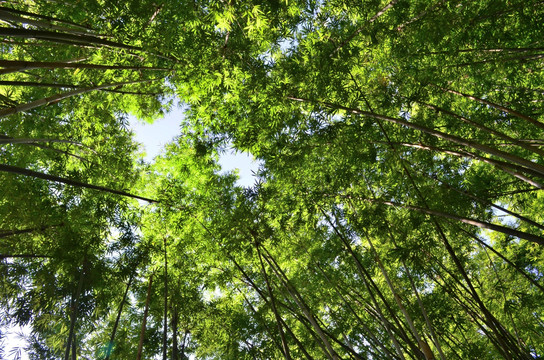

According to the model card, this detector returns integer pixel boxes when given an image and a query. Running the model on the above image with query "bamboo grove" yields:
[1,0,543,359]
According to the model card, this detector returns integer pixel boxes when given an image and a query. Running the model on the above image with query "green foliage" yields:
[1,0,544,359]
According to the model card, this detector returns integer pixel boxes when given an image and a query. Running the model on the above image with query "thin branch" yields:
[0,78,160,118]
[0,164,159,203]
[0,60,170,75]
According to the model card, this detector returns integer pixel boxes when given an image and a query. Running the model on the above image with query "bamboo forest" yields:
[1,0,544,359]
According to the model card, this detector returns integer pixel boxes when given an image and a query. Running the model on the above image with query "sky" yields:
[129,104,260,187]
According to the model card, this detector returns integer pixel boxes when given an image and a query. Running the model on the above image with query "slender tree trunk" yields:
[417,47,544,56]
[319,210,411,359]
[0,9,93,35]
[277,299,338,360]
[364,233,435,360]
[287,97,544,180]
[430,266,508,355]
[491,187,542,197]
[332,190,544,245]
[441,54,544,68]
[431,84,544,131]
[480,242,523,346]
[377,200,544,245]
[359,112,530,359]
[402,261,446,360]
[0,27,141,51]
[0,136,89,148]
[370,0,399,22]
[427,172,544,232]
[180,330,189,359]
[261,246,341,360]
[457,227,544,293]
[0,25,177,61]
[0,223,63,238]
[172,305,179,360]
[0,164,159,203]
[437,331,465,360]
[136,274,154,360]
[234,251,331,359]
[64,260,86,360]
[0,56,87,75]
[255,243,292,360]
[0,6,93,31]
[417,101,544,157]
[6,142,89,162]
[163,237,169,360]
[0,134,94,162]
[104,274,135,360]
[231,256,314,360]
[317,322,364,360]
[71,336,76,360]
[0,81,160,96]
[314,263,397,359]
[0,60,169,74]
[237,286,287,357]
[377,140,544,188]
[0,78,158,118]
[431,224,525,359]
[277,314,315,360]
[0,254,51,259]
[142,4,164,31]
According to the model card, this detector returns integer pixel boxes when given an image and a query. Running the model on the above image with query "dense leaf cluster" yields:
[1,0,543,359]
